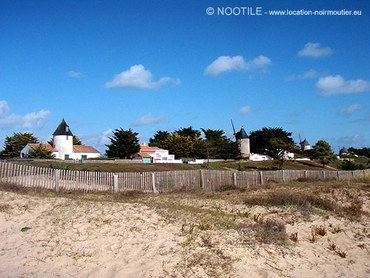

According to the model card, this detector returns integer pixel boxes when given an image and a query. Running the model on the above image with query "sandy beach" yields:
[0,181,369,277]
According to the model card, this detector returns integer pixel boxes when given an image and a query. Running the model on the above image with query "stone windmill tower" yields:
[231,120,250,156]
[299,135,311,151]
[52,119,74,159]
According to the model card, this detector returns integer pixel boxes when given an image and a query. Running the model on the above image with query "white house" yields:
[136,144,182,163]
[249,153,274,161]
[20,119,100,160]
[21,143,58,158]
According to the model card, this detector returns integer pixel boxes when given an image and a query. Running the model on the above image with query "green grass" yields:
[13,159,334,173]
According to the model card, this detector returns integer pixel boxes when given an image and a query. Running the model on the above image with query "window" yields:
[64,154,69,159]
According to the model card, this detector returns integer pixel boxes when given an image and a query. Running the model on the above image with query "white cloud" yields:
[105,64,179,89]
[131,113,167,126]
[0,100,10,117]
[287,69,320,81]
[238,106,253,115]
[315,75,370,96]
[298,42,333,58]
[67,71,82,78]
[0,100,51,129]
[339,104,364,117]
[204,55,272,76]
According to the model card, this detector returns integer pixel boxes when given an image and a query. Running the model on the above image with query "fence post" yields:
[152,172,158,193]
[200,170,204,188]
[113,174,118,192]
[54,169,60,193]
[233,172,237,187]
[259,171,264,185]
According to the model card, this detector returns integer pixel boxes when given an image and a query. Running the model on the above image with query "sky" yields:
[1,0,369,155]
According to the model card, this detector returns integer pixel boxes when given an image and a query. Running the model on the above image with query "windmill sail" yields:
[231,119,236,138]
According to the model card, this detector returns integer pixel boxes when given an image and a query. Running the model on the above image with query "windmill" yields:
[230,119,250,155]
[298,134,311,151]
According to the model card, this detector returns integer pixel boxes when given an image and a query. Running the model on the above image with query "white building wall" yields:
[249,154,273,161]
[239,138,250,155]
[53,135,73,159]
[68,152,100,160]
[20,145,32,158]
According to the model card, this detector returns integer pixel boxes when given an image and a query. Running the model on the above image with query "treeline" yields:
[1,127,369,171]
[105,127,240,160]
[105,126,339,169]
[348,147,370,158]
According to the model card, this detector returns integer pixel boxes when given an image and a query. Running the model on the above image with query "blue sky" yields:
[1,0,369,155]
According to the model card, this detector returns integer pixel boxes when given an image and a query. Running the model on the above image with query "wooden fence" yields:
[0,162,369,193]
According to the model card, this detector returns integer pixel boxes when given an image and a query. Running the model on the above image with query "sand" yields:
[0,187,369,277]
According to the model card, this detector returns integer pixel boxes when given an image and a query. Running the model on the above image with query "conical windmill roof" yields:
[53,119,74,136]
[235,127,248,140]
[301,139,310,146]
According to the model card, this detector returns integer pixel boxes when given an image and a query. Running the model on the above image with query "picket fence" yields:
[0,162,369,193]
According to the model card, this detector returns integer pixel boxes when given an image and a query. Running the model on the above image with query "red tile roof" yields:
[140,145,155,152]
[28,143,57,152]
[73,145,100,153]
[137,152,152,158]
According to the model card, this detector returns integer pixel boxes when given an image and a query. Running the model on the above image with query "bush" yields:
[341,160,366,170]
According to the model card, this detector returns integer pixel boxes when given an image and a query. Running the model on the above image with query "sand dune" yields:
[0,182,369,277]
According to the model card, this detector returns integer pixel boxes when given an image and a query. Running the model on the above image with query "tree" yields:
[149,130,170,148]
[73,136,82,145]
[155,127,203,158]
[269,138,300,169]
[105,128,140,159]
[162,132,201,158]
[175,126,201,139]
[28,143,55,159]
[0,132,38,158]
[348,147,370,158]
[249,127,296,158]
[201,128,240,159]
[311,140,335,168]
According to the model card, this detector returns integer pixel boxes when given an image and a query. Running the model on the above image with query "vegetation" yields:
[12,159,335,173]
[28,144,55,159]
[269,137,300,169]
[105,128,140,159]
[0,132,38,158]
[1,124,369,171]
[348,147,370,158]
[311,140,336,168]
[149,130,171,149]
[162,130,201,158]
[149,126,239,160]
[249,127,295,157]
[151,127,202,159]
[201,128,240,160]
